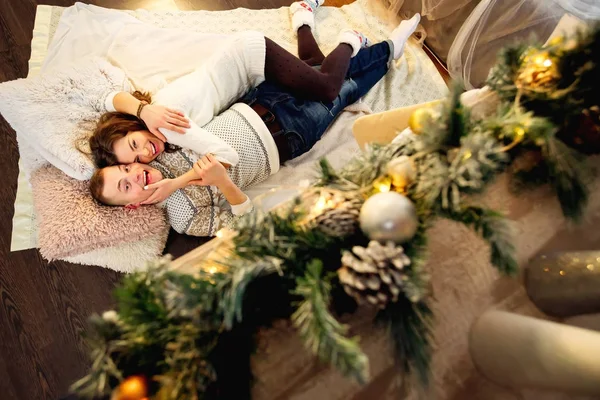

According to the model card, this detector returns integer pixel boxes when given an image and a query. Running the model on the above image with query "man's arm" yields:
[191,154,252,215]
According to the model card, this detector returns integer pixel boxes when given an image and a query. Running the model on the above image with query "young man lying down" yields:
[90,19,420,236]
[94,155,248,235]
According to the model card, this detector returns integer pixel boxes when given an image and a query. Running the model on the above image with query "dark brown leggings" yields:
[264,26,353,103]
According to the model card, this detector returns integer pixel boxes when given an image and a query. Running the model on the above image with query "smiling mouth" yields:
[143,170,149,186]
[150,142,157,156]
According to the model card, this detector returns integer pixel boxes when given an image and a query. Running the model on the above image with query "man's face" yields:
[101,163,164,206]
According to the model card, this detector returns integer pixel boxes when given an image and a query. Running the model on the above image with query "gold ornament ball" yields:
[359,192,418,243]
[408,107,434,135]
[114,375,149,400]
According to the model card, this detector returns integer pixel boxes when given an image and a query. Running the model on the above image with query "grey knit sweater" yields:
[151,105,275,237]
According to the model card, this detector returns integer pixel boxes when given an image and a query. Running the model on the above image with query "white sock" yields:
[338,29,370,57]
[389,13,421,59]
[290,0,325,32]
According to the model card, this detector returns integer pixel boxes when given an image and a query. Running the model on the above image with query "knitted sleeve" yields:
[158,118,239,167]
[181,197,253,237]
[183,206,236,237]
[166,190,238,237]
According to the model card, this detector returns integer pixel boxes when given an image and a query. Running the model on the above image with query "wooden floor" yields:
[1,0,598,399]
[0,1,319,399]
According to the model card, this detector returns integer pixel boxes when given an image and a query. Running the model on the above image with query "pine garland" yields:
[292,260,370,383]
[220,257,282,330]
[377,297,434,387]
[541,137,590,220]
[441,206,518,276]
[73,22,599,400]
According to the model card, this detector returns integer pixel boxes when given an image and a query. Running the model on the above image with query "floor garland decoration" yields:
[73,23,599,400]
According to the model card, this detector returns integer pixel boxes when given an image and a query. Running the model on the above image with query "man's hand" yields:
[189,154,229,187]
[141,178,183,205]
[139,104,191,141]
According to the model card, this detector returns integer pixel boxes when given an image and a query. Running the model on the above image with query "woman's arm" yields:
[106,91,190,139]
[159,118,239,167]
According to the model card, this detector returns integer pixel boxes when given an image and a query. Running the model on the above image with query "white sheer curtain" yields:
[383,0,600,89]
[447,0,600,89]
[447,0,565,88]
[552,0,600,20]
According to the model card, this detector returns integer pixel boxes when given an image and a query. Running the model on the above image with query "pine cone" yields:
[301,188,363,238]
[338,241,412,308]
[313,198,362,237]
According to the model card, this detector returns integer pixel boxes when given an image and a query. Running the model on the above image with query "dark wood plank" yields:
[0,0,37,48]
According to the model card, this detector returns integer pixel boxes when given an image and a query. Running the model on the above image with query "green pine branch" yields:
[441,206,518,276]
[486,43,528,102]
[412,133,508,211]
[336,141,416,189]
[376,297,433,387]
[233,204,338,273]
[292,259,370,384]
[220,257,282,330]
[445,82,468,147]
[542,137,589,221]
[70,315,125,398]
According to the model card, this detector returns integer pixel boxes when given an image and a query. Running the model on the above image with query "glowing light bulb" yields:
[373,176,392,193]
[313,195,328,213]
[514,126,525,137]
[533,53,552,67]
[377,183,391,192]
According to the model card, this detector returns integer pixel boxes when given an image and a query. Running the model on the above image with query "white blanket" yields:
[11,0,448,251]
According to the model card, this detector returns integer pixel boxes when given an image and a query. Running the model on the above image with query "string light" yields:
[533,53,552,68]
[498,126,526,152]
[373,176,392,193]
[313,194,329,214]
[514,126,525,137]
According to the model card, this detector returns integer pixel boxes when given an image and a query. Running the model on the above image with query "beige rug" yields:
[11,0,448,261]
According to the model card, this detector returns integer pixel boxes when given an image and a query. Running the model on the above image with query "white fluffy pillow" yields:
[0,57,129,180]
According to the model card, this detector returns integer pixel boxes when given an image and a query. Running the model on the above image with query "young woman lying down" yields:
[89,10,421,236]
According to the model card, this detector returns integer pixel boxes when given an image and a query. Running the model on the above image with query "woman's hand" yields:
[139,104,191,141]
[189,154,230,187]
[141,178,183,205]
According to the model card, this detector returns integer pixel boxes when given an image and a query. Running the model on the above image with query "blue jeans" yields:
[241,41,393,160]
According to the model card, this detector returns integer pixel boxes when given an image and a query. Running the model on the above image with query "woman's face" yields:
[113,130,165,164]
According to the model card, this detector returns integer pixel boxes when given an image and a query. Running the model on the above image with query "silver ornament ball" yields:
[359,192,418,243]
